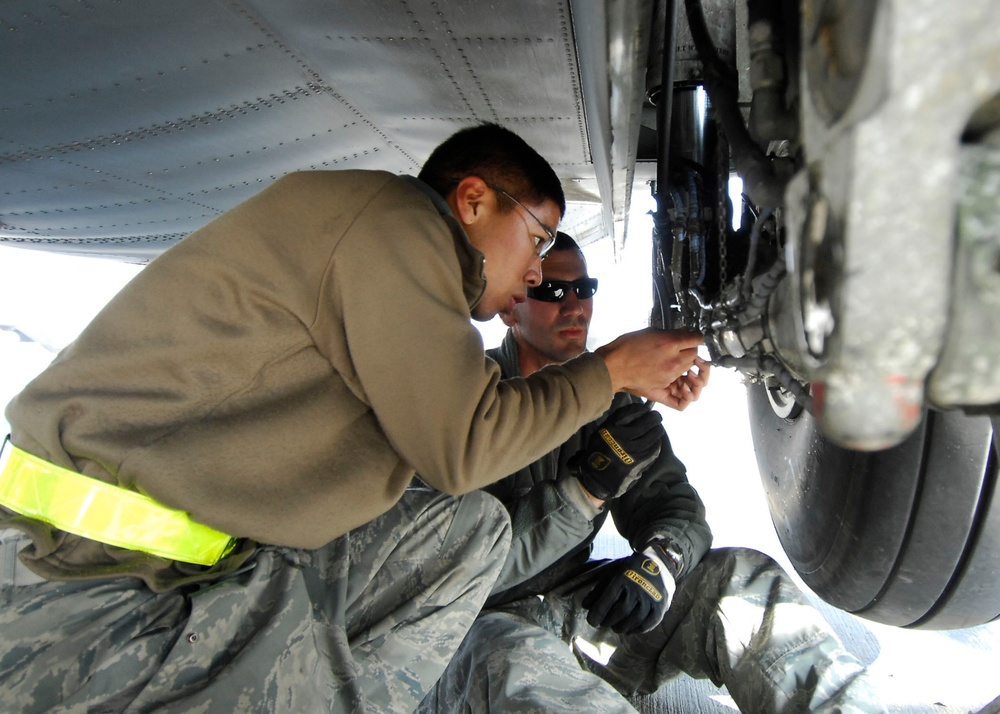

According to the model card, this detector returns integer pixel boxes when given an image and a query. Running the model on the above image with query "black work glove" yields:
[567,402,662,501]
[582,550,676,634]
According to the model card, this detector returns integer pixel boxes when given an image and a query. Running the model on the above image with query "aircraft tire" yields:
[747,380,1000,629]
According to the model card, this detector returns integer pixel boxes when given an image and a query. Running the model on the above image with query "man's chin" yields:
[471,300,500,322]
[566,337,589,356]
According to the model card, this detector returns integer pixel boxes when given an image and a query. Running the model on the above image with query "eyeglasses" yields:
[527,278,599,303]
[484,183,558,258]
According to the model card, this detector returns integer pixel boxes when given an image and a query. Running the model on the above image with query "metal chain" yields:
[718,225,729,285]
[716,145,729,287]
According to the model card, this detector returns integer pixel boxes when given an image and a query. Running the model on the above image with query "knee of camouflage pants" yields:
[633,547,887,714]
[342,489,514,711]
[417,610,637,714]
[0,492,513,714]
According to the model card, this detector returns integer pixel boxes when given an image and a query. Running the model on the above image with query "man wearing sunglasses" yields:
[419,233,884,714]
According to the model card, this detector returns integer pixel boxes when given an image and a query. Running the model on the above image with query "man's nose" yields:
[525,256,543,287]
[560,290,584,315]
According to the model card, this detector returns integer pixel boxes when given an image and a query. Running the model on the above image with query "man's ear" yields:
[448,176,490,227]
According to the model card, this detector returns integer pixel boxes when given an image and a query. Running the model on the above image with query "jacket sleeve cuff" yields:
[561,351,614,408]
[645,539,685,579]
[557,476,603,520]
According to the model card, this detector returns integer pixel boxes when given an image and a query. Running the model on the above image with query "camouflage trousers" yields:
[0,489,511,714]
[418,547,885,714]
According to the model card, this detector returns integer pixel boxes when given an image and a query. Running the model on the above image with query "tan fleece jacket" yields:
[3,171,612,590]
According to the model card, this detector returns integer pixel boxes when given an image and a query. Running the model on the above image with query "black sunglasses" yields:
[527,278,599,303]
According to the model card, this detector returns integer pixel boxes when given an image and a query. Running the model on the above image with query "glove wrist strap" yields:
[642,546,677,602]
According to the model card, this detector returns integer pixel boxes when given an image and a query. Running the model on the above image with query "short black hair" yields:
[418,123,565,216]
[551,231,582,254]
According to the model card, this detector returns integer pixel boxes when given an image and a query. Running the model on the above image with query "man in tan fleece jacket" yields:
[0,123,702,712]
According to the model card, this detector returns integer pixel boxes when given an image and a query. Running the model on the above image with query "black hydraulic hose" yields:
[763,355,814,412]
[745,254,785,315]
[652,0,681,328]
[741,207,775,299]
[715,353,813,414]
[683,0,736,85]
[654,0,680,204]
[682,0,787,207]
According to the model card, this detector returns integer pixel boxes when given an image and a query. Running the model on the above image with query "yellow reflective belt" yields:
[0,441,236,566]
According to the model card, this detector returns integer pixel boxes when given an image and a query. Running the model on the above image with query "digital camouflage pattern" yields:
[0,489,510,713]
[420,547,886,714]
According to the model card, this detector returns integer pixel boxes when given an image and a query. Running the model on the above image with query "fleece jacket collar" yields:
[401,175,487,312]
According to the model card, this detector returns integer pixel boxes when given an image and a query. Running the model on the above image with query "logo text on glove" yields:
[598,428,634,465]
[625,568,663,601]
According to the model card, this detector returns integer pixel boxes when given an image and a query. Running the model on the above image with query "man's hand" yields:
[567,403,662,501]
[594,329,703,406]
[582,551,676,634]
[661,357,711,411]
